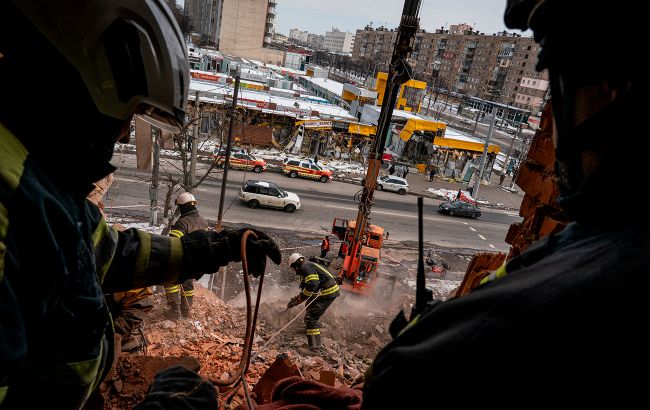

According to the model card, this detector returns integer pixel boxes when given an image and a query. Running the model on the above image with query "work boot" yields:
[307,333,322,349]
[180,295,193,319]
[121,329,146,354]
[164,299,181,320]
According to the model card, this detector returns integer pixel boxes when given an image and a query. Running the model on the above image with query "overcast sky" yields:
[275,0,510,36]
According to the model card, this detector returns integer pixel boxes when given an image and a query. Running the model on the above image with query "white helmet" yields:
[175,192,196,205]
[288,253,304,269]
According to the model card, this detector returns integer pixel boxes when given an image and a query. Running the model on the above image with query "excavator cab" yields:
[331,218,383,296]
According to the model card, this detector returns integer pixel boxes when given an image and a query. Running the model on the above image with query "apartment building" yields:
[352,26,548,115]
[185,0,224,45]
[289,29,309,43]
[218,0,283,64]
[324,28,355,54]
[186,0,282,64]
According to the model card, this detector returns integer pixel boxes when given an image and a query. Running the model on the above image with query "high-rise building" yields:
[324,28,355,54]
[217,0,283,64]
[185,0,283,63]
[352,25,549,115]
[306,33,325,50]
[185,0,224,46]
[289,29,309,43]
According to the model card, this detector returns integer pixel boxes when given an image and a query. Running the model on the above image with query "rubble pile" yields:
[105,285,401,409]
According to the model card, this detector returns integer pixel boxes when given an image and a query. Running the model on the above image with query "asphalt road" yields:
[106,153,521,252]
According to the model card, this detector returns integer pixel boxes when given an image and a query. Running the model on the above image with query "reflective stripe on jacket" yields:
[299,261,340,299]
[0,123,184,408]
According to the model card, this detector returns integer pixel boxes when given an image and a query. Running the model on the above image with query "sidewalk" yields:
[407,171,524,210]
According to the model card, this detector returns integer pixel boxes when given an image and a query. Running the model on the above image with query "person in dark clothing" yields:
[403,166,409,179]
[455,189,462,200]
[388,163,396,175]
[164,192,209,319]
[428,167,436,182]
[286,253,340,350]
[320,235,331,258]
[362,1,650,407]
[0,2,282,408]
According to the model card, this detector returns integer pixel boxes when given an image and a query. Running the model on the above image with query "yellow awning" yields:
[348,123,377,136]
[433,136,500,153]
[399,119,446,142]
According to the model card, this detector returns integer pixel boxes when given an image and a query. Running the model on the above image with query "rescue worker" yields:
[87,174,154,353]
[320,235,331,258]
[286,253,340,350]
[164,192,209,319]
[0,1,281,408]
[362,0,650,407]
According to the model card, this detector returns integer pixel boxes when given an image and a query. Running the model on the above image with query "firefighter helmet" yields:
[288,253,304,269]
[175,192,196,205]
[8,0,189,133]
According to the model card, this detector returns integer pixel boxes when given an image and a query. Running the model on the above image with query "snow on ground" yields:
[325,160,365,174]
[427,188,479,204]
[108,219,164,235]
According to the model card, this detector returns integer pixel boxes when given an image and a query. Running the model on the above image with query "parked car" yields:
[215,152,266,173]
[438,201,481,218]
[282,157,332,183]
[239,180,301,213]
[376,175,409,195]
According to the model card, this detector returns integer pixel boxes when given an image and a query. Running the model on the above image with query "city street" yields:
[107,153,520,252]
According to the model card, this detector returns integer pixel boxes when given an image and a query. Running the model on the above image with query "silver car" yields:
[376,175,409,195]
[239,180,301,213]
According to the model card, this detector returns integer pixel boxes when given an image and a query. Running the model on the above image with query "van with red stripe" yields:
[282,158,333,183]
[215,152,267,173]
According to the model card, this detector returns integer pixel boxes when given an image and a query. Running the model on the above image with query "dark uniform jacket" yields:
[363,170,650,407]
[0,124,200,408]
[169,208,208,238]
[298,261,340,300]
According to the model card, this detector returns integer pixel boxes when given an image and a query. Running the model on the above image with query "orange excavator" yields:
[331,0,422,296]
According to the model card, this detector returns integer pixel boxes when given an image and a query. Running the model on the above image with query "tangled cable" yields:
[209,229,262,409]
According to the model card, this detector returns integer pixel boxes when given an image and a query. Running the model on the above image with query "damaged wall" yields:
[456,102,569,297]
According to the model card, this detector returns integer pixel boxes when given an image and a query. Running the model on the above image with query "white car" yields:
[376,175,409,195]
[239,180,301,213]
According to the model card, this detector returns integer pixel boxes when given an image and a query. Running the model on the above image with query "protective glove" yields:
[286,295,301,309]
[223,228,282,276]
[134,365,216,409]
[179,229,281,280]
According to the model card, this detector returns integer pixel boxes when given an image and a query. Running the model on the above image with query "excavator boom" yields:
[334,0,422,295]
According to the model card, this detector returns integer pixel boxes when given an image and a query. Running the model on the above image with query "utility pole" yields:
[472,112,496,198]
[189,90,200,190]
[216,67,241,230]
[472,102,483,135]
[149,126,160,226]
[503,121,521,180]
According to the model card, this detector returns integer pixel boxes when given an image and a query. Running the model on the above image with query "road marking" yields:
[478,234,486,240]
[489,244,495,249]
[321,203,467,224]
[463,222,468,225]
[105,204,148,209]
[469,227,476,232]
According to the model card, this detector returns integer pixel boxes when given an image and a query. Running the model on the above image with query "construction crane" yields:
[331,0,421,296]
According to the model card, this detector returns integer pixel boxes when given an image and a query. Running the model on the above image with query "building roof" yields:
[301,76,345,96]
[189,79,355,121]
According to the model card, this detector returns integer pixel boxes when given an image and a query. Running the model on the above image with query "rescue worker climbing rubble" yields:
[164,192,209,320]
[360,1,650,407]
[286,253,340,350]
[0,1,281,408]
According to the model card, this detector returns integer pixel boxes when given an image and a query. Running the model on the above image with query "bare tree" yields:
[160,102,233,226]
